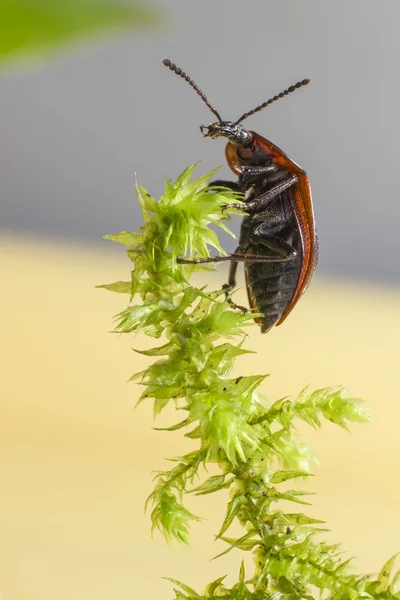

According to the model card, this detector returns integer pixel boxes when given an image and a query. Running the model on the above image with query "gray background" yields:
[1,0,399,283]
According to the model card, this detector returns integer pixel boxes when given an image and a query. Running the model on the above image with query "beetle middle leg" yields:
[224,173,298,211]
[177,245,296,266]
[249,227,298,260]
[177,246,296,315]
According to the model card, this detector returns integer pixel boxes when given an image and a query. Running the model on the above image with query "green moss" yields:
[0,0,156,64]
[101,164,398,600]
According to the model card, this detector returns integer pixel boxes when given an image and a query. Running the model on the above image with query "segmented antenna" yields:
[234,79,310,125]
[162,58,223,122]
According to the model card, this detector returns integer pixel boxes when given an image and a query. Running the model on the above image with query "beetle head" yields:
[200,122,253,148]
[162,58,310,144]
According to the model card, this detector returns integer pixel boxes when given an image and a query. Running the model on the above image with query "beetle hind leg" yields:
[222,256,248,314]
[222,283,248,315]
[226,260,248,313]
[228,259,238,287]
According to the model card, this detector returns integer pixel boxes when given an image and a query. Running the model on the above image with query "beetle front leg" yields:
[208,166,278,194]
[237,164,279,185]
[208,179,240,191]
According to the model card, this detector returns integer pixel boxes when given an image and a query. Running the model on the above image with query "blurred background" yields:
[1,1,400,598]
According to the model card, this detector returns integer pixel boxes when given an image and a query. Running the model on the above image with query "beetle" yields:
[162,58,318,333]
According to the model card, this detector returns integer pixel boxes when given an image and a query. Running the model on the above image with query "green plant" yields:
[0,0,156,65]
[100,164,400,599]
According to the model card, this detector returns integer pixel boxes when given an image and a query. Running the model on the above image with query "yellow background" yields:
[1,233,400,598]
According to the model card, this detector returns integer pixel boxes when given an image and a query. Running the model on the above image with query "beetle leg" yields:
[177,255,232,264]
[237,164,279,184]
[177,250,294,265]
[224,260,248,313]
[228,259,239,287]
[249,230,298,260]
[224,173,298,211]
[222,283,248,314]
[208,180,240,191]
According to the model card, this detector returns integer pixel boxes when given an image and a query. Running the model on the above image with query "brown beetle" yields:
[163,59,318,333]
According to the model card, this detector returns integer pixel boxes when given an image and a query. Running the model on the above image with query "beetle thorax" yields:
[236,140,272,166]
[200,121,254,148]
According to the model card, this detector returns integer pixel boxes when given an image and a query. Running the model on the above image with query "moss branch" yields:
[100,164,398,600]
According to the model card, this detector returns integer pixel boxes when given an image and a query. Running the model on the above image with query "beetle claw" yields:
[223,284,248,314]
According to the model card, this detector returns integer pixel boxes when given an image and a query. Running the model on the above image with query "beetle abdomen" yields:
[237,191,303,333]
[245,260,302,333]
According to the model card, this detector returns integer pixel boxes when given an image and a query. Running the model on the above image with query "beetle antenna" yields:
[234,79,310,125]
[162,58,223,122]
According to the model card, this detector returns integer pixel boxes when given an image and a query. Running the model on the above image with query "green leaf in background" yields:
[0,0,157,64]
